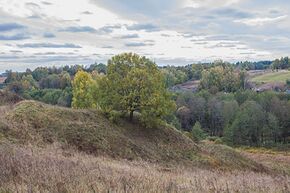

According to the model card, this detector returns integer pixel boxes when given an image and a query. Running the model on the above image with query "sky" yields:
[0,0,290,72]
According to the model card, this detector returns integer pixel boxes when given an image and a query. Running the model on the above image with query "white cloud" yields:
[183,0,241,8]
[234,15,288,26]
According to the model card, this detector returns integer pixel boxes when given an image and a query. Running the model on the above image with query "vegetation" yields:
[2,53,290,147]
[176,90,290,146]
[73,53,175,126]
[1,53,290,192]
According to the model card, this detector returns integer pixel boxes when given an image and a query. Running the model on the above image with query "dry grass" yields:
[242,150,290,175]
[0,143,289,193]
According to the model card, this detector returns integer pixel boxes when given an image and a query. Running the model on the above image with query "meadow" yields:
[250,70,290,83]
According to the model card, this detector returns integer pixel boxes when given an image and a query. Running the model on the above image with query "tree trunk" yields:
[129,110,134,121]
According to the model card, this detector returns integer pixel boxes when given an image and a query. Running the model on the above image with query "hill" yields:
[1,100,289,192]
[0,100,263,170]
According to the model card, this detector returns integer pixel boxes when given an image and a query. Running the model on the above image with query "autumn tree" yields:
[72,70,96,109]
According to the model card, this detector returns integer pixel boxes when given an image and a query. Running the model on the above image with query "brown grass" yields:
[0,143,289,193]
[242,150,290,175]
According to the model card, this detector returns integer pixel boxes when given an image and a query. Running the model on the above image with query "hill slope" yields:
[0,100,263,171]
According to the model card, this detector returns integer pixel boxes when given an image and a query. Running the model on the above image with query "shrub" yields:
[206,136,220,142]
[214,138,223,144]
[191,122,207,142]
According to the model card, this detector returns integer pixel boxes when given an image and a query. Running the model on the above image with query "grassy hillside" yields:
[0,100,289,192]
[250,70,290,83]
[0,100,263,171]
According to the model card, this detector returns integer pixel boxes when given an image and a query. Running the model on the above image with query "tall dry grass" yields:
[0,143,289,193]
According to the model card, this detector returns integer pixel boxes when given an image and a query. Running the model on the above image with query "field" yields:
[250,70,290,83]
[0,143,289,193]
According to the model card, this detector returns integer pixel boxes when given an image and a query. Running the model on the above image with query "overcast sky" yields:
[0,0,290,72]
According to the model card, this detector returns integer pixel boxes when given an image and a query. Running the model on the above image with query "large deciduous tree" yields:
[98,53,175,126]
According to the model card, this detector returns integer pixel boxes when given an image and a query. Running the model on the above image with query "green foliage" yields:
[228,101,266,145]
[88,63,107,74]
[271,57,290,70]
[24,88,72,107]
[199,62,241,93]
[176,90,290,146]
[286,79,290,86]
[161,67,188,87]
[98,53,175,126]
[39,72,71,89]
[191,122,206,142]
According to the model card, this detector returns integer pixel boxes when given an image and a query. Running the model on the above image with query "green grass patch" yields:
[251,71,290,83]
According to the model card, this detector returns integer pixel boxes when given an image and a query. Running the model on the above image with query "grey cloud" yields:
[10,50,23,53]
[33,52,75,56]
[0,23,26,32]
[27,15,42,19]
[41,1,52,5]
[126,23,159,32]
[17,43,82,48]
[60,26,97,33]
[0,33,30,40]
[125,41,155,47]
[43,32,56,38]
[161,34,172,37]
[102,46,114,48]
[81,11,93,15]
[120,34,139,39]
[25,2,41,9]
[97,25,122,34]
[125,42,147,47]
[211,8,252,19]
[60,25,122,34]
[240,52,256,55]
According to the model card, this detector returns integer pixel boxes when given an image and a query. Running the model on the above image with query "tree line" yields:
[175,90,290,146]
[3,63,106,107]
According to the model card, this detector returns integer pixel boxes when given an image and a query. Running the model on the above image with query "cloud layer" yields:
[0,0,290,71]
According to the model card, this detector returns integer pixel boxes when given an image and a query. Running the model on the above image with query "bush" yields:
[214,138,223,144]
[191,122,207,142]
[206,136,220,142]
[108,111,122,124]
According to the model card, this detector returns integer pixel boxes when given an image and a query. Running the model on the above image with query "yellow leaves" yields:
[72,70,96,109]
